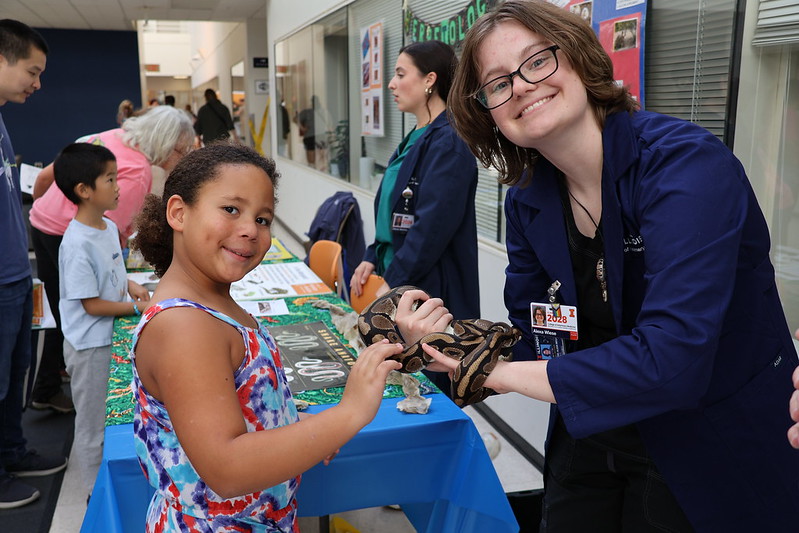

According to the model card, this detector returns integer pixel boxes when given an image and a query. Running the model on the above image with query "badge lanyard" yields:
[391,175,419,233]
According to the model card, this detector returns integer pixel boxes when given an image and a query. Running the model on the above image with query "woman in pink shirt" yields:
[28,105,195,412]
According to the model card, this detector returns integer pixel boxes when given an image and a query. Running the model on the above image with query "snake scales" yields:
[357,286,521,407]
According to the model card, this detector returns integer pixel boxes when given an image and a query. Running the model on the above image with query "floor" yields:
[49,223,544,532]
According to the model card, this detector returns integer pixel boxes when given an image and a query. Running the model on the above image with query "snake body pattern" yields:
[357,286,522,407]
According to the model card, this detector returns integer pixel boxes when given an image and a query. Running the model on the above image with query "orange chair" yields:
[349,274,385,313]
[308,240,346,300]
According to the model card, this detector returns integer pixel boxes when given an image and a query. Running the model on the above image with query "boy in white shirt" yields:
[55,143,149,496]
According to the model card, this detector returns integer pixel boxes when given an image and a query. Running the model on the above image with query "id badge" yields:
[534,334,566,360]
[530,301,578,341]
[391,213,414,232]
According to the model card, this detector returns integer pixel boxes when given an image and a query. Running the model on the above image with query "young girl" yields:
[131,143,402,531]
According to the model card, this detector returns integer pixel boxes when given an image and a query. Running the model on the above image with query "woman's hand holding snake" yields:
[422,343,510,392]
[358,286,522,406]
[394,289,452,346]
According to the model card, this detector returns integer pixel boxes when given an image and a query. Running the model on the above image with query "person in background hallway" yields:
[130,143,401,530]
[184,103,195,119]
[420,1,799,531]
[164,94,175,106]
[53,143,149,496]
[116,99,134,126]
[0,18,68,510]
[148,98,159,107]
[194,88,239,146]
[27,106,194,414]
[297,95,328,167]
[350,40,479,396]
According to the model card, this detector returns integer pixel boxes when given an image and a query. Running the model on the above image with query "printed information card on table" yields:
[230,262,330,300]
[239,299,290,317]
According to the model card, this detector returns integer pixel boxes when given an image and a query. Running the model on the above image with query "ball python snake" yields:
[357,286,522,407]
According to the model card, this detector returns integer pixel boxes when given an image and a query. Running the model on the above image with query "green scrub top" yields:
[374,125,427,275]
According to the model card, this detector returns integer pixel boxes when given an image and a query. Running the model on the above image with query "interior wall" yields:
[246,18,271,155]
[190,21,244,114]
[2,28,141,166]
[142,30,192,77]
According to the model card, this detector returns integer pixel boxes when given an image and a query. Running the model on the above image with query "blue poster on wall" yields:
[551,0,647,106]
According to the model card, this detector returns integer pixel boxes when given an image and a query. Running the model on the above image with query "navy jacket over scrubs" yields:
[504,110,799,531]
[364,112,480,319]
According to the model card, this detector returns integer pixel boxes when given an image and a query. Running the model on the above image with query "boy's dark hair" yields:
[133,143,280,277]
[0,19,49,64]
[54,143,117,205]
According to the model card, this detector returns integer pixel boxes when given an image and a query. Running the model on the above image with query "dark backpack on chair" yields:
[305,191,366,296]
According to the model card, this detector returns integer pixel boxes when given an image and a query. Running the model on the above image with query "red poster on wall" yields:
[599,12,642,101]
[555,0,647,104]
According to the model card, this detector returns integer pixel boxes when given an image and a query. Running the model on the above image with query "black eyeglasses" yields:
[474,45,560,110]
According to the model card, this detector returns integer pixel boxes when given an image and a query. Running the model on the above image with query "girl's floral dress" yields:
[131,298,300,532]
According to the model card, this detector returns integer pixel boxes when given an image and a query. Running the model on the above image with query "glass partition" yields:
[275,10,349,176]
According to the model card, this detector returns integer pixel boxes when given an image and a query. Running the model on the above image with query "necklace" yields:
[567,188,608,303]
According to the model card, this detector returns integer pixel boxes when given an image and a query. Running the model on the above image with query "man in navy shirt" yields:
[0,19,67,509]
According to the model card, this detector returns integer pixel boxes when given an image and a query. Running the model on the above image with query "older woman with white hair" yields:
[27,104,194,414]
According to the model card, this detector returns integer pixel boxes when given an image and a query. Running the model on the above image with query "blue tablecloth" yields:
[82,395,519,533]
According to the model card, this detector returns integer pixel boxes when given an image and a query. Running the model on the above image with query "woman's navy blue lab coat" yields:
[504,110,799,530]
[364,112,479,319]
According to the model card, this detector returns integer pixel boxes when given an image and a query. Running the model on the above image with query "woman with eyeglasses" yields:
[27,105,195,414]
[417,1,799,531]
[351,40,479,392]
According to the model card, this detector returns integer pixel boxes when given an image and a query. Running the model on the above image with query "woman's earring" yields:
[425,87,432,95]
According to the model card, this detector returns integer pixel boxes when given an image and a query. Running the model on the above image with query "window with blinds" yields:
[645,0,738,141]
[752,0,799,46]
